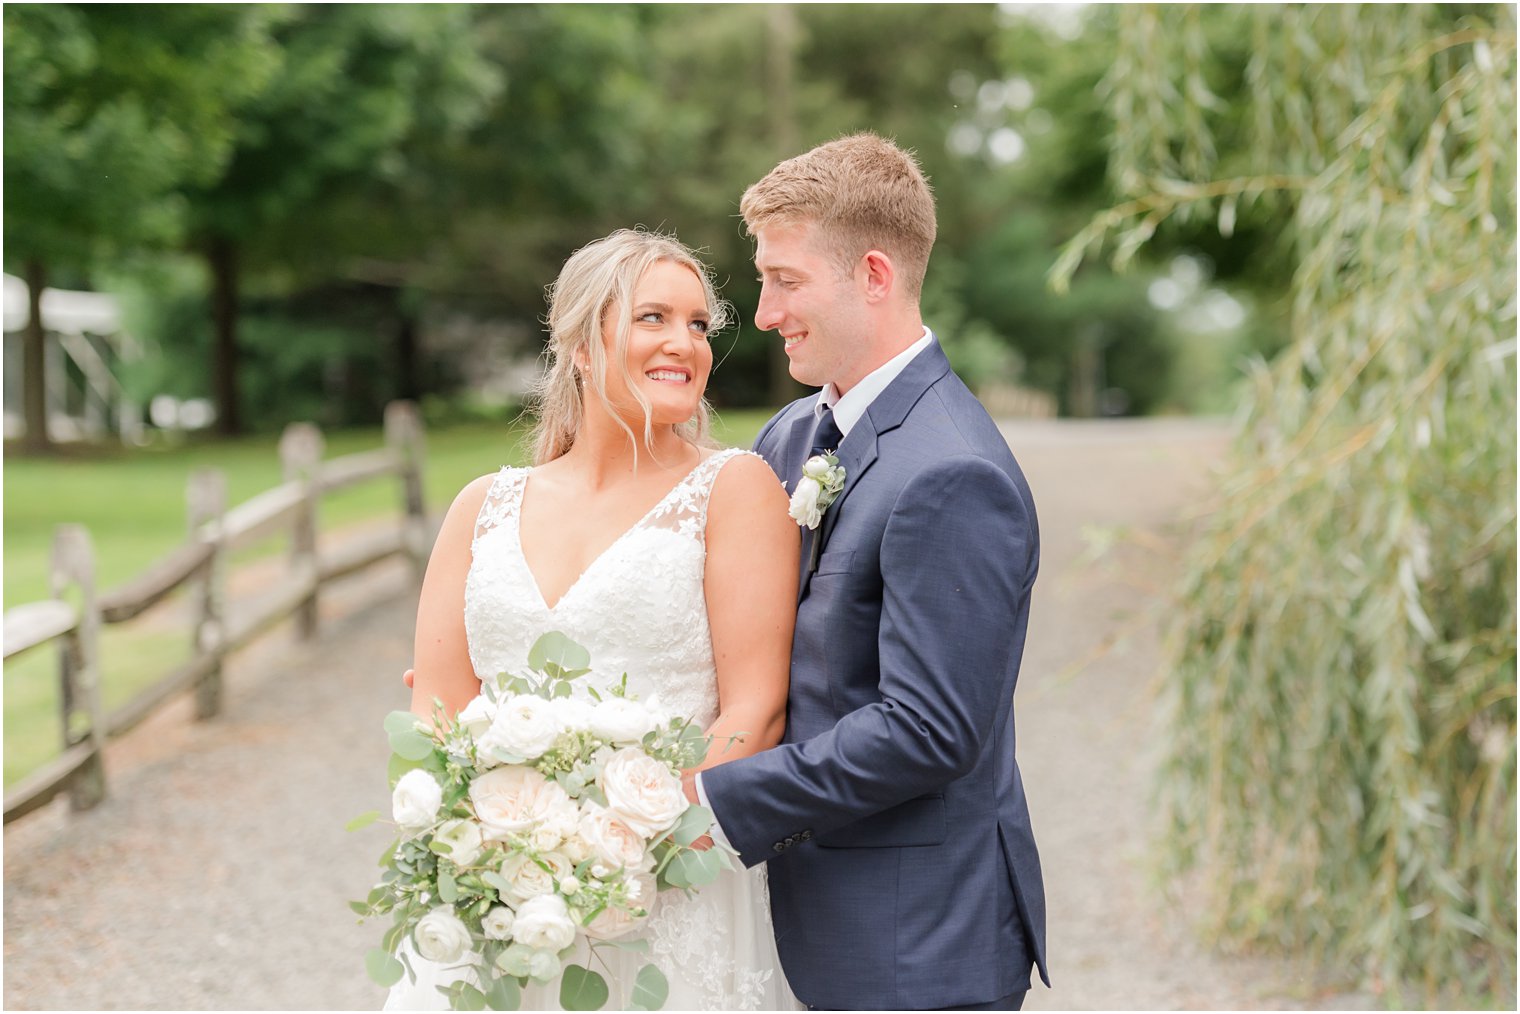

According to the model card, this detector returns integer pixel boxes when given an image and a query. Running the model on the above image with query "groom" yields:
[692,133,1049,1010]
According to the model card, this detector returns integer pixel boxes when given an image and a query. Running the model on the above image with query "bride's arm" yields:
[408,475,494,723]
[699,453,800,769]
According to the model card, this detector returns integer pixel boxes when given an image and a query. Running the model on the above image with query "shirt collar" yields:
[815,327,934,437]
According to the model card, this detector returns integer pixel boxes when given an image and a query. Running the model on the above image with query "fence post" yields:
[385,401,428,582]
[279,422,325,640]
[188,469,226,720]
[52,524,104,812]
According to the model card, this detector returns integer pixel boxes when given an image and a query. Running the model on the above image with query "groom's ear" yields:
[858,249,895,304]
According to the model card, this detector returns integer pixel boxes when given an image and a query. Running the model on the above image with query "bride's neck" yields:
[560,404,696,486]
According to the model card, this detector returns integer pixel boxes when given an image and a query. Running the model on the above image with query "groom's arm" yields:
[701,453,1036,866]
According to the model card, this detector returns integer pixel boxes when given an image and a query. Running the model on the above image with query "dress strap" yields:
[472,466,528,549]
[642,447,757,541]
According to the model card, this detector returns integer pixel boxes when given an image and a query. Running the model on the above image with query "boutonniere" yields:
[789,453,846,531]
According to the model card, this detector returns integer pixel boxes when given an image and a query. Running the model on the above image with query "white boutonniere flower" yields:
[789,453,846,531]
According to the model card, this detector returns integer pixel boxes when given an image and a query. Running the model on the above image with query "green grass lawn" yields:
[3,408,776,787]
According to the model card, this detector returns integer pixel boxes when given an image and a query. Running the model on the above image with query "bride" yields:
[385,229,802,1010]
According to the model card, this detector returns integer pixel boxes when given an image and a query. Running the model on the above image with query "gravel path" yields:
[3,418,1370,1011]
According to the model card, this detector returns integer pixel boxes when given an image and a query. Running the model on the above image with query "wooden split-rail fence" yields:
[1,400,430,824]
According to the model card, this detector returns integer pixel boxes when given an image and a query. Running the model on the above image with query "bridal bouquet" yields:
[350,632,731,1011]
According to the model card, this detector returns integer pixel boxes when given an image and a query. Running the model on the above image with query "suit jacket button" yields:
[800,830,813,841]
[772,842,785,852]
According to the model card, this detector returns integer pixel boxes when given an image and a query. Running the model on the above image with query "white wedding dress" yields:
[385,448,799,1011]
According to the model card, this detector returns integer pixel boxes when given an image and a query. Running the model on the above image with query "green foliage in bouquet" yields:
[350,632,733,1011]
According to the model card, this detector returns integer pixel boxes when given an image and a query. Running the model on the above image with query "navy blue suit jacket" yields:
[703,340,1049,1009]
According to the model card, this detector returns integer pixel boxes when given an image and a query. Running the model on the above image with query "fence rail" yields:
[2,400,428,823]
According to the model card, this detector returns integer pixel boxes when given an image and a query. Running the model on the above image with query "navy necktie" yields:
[804,407,844,575]
[810,407,843,457]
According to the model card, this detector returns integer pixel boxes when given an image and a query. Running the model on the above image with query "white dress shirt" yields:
[695,327,937,844]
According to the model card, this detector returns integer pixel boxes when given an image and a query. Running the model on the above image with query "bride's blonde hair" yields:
[529,229,730,465]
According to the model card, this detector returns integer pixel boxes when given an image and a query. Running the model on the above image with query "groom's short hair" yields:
[741,132,937,299]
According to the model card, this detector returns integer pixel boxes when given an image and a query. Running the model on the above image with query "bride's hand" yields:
[402,668,415,689]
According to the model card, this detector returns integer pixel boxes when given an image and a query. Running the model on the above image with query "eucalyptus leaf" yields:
[438,869,458,903]
[390,728,436,762]
[365,948,406,988]
[559,964,609,1011]
[528,631,592,673]
[346,810,381,832]
[485,974,521,1011]
[668,805,714,847]
[348,900,371,917]
[456,983,487,1011]
[630,963,669,1010]
[384,710,422,737]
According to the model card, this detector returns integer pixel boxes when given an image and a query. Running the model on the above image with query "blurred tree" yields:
[2,3,278,449]
[1056,5,1516,1002]
[182,3,499,435]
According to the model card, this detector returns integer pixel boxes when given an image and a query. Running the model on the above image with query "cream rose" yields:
[583,872,659,941]
[600,748,687,837]
[478,696,561,761]
[413,906,473,963]
[498,850,573,905]
[527,790,581,853]
[469,766,574,842]
[578,805,651,871]
[589,697,657,744]
[512,893,577,952]
[433,819,485,866]
[789,475,825,529]
[392,769,443,831]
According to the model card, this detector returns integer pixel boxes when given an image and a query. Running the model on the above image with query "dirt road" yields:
[2,418,1368,1010]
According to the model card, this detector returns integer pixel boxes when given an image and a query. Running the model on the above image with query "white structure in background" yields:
[2,273,145,444]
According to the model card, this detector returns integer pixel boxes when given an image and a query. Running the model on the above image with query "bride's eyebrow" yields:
[633,301,673,313]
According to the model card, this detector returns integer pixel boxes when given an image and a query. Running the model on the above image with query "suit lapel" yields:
[796,340,954,601]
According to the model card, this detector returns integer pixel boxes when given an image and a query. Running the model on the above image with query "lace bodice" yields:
[465,447,752,729]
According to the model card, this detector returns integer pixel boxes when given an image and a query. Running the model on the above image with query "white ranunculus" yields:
[578,805,651,871]
[469,766,574,842]
[789,476,824,529]
[600,748,688,838]
[413,906,473,964]
[499,850,573,904]
[589,697,657,744]
[392,769,444,831]
[802,455,833,480]
[478,695,561,761]
[433,819,485,866]
[583,872,659,941]
[512,893,577,952]
[481,905,516,941]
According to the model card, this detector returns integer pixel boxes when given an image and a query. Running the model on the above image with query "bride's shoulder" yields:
[439,466,522,530]
[705,449,789,515]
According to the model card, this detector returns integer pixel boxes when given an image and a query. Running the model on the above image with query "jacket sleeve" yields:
[701,453,1037,865]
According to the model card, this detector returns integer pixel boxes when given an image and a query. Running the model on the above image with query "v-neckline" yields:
[513,451,716,613]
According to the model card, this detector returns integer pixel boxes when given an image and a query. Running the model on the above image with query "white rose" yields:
[788,476,824,529]
[512,893,577,952]
[481,905,516,941]
[583,872,658,941]
[392,769,443,831]
[433,819,485,867]
[469,766,574,841]
[589,697,657,744]
[546,696,593,732]
[457,694,498,739]
[578,805,651,871]
[600,748,688,838]
[499,850,573,904]
[478,696,561,761]
[413,906,473,964]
